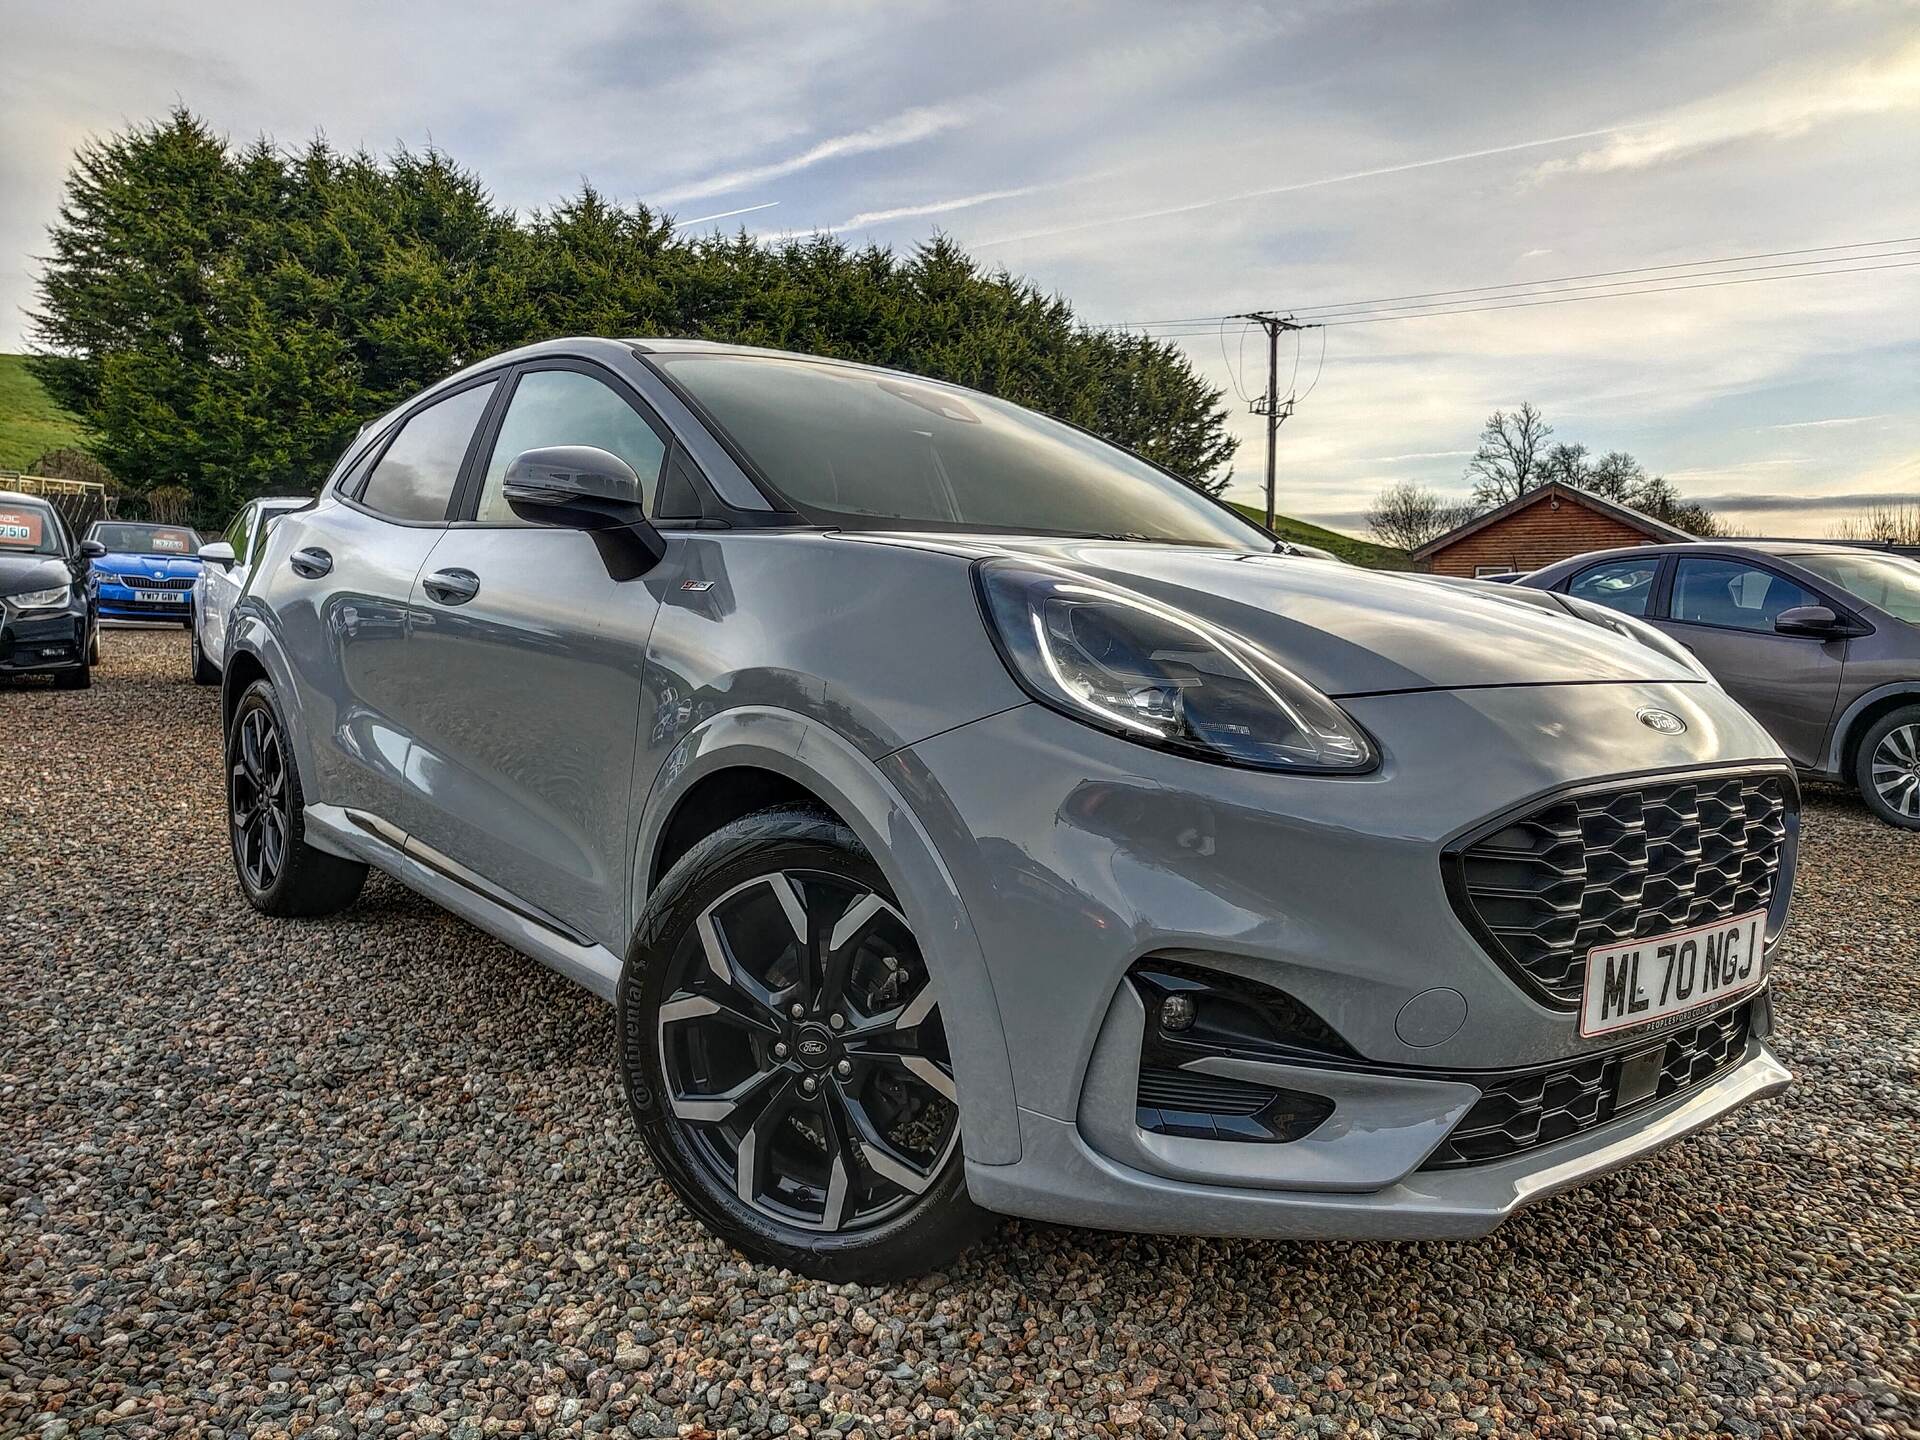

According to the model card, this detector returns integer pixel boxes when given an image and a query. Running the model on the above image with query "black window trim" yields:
[337,369,510,529]
[1661,551,1855,639]
[1563,552,1669,619]
[447,355,677,528]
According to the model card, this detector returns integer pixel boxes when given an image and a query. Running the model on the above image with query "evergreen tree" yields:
[31,111,1237,525]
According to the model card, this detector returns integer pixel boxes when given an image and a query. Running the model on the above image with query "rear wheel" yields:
[227,680,369,915]
[619,807,988,1281]
[1857,706,1920,829]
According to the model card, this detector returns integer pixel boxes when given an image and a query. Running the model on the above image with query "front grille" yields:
[1423,1002,1751,1168]
[1450,770,1792,1007]
[115,574,193,590]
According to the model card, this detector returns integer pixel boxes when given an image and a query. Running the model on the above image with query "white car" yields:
[191,497,309,683]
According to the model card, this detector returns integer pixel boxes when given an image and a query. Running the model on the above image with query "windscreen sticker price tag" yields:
[151,529,194,553]
[0,509,45,547]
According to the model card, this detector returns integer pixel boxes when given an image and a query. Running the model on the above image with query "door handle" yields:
[289,546,333,579]
[422,568,481,606]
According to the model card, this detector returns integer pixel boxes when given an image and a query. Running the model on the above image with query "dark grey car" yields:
[1522,542,1920,827]
[221,339,1799,1279]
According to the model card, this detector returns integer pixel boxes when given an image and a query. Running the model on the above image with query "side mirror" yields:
[1774,604,1847,637]
[503,446,666,581]
[198,540,237,570]
[79,539,106,559]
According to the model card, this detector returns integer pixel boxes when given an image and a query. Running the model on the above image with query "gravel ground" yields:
[3,627,1917,1440]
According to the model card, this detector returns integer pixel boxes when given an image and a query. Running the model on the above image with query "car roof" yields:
[0,489,54,508]
[1549,539,1887,567]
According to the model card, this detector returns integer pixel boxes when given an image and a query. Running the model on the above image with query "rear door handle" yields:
[289,546,333,579]
[422,567,480,606]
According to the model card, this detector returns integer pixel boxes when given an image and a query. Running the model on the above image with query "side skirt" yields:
[304,803,623,1001]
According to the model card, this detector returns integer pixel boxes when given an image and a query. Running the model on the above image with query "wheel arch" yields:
[633,707,1021,1166]
[1826,683,1920,779]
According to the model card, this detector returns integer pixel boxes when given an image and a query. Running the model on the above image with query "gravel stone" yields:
[3,629,1917,1438]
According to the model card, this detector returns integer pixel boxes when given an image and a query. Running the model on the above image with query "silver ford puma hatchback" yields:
[225,338,1794,1279]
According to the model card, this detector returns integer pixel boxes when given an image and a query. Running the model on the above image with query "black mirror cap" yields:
[502,444,666,580]
[79,539,107,558]
[1774,604,1865,638]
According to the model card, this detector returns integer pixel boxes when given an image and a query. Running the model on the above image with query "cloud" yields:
[675,200,780,227]
[1538,38,1920,177]
[1767,414,1885,430]
[826,184,1053,234]
[1691,490,1920,514]
[970,125,1637,250]
[653,105,968,204]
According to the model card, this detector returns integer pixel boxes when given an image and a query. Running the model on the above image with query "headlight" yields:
[4,584,71,612]
[974,559,1375,773]
[1553,593,1721,685]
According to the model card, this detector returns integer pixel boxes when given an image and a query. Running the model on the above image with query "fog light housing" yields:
[1159,994,1196,1032]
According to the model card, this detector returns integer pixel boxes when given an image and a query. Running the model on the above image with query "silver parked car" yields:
[225,339,1795,1279]
[190,495,309,684]
[1521,542,1920,828]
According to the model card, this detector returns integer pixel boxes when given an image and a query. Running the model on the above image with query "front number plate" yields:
[1579,910,1767,1038]
[133,590,177,603]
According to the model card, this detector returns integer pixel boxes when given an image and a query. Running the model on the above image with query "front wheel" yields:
[619,807,989,1281]
[1857,706,1920,829]
[227,680,369,915]
[190,616,220,685]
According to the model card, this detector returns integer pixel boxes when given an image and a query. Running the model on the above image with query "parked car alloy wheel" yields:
[1859,707,1920,828]
[619,808,984,1281]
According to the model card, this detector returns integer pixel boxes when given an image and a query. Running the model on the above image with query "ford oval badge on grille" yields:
[1637,707,1687,735]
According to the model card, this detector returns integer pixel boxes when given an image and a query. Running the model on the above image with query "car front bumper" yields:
[0,608,89,674]
[98,585,192,622]
[893,678,1797,1237]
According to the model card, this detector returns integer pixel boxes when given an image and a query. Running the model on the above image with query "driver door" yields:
[399,359,673,951]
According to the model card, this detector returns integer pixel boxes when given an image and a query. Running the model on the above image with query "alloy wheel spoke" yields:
[733,1076,800,1209]
[854,1048,958,1103]
[658,989,782,1039]
[840,1091,940,1196]
[697,909,785,1023]
[669,1056,784,1124]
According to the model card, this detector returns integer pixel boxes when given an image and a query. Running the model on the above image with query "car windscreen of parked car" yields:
[88,522,199,555]
[1789,552,1920,623]
[655,353,1269,549]
[0,500,63,554]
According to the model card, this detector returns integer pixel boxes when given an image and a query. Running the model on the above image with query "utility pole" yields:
[1232,312,1315,532]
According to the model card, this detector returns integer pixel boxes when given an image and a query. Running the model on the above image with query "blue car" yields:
[84,520,205,624]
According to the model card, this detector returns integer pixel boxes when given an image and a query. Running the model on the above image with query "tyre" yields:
[619,807,989,1281]
[227,679,369,916]
[190,617,220,685]
[88,626,100,664]
[1856,705,1920,829]
[53,661,91,691]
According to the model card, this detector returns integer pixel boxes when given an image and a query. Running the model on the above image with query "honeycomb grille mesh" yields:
[1454,772,1791,1006]
[1423,1003,1752,1169]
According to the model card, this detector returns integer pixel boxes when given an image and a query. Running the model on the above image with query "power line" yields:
[1315,257,1920,326]
[1099,233,1920,333]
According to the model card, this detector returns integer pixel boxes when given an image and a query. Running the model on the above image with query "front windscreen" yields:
[0,502,61,554]
[655,353,1267,549]
[88,522,199,556]
[1791,551,1920,623]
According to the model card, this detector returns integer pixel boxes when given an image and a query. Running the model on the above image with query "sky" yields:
[3,0,1916,538]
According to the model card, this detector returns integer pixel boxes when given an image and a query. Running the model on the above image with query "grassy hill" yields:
[0,354,92,472]
[1229,502,1410,569]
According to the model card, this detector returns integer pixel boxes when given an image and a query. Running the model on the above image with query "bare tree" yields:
[1532,442,1590,489]
[1465,403,1552,507]
[1831,503,1920,546]
[1369,481,1480,551]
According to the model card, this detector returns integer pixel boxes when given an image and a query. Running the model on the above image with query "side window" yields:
[475,369,669,524]
[223,506,252,560]
[1567,556,1659,616]
[1671,558,1819,633]
[359,382,498,522]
